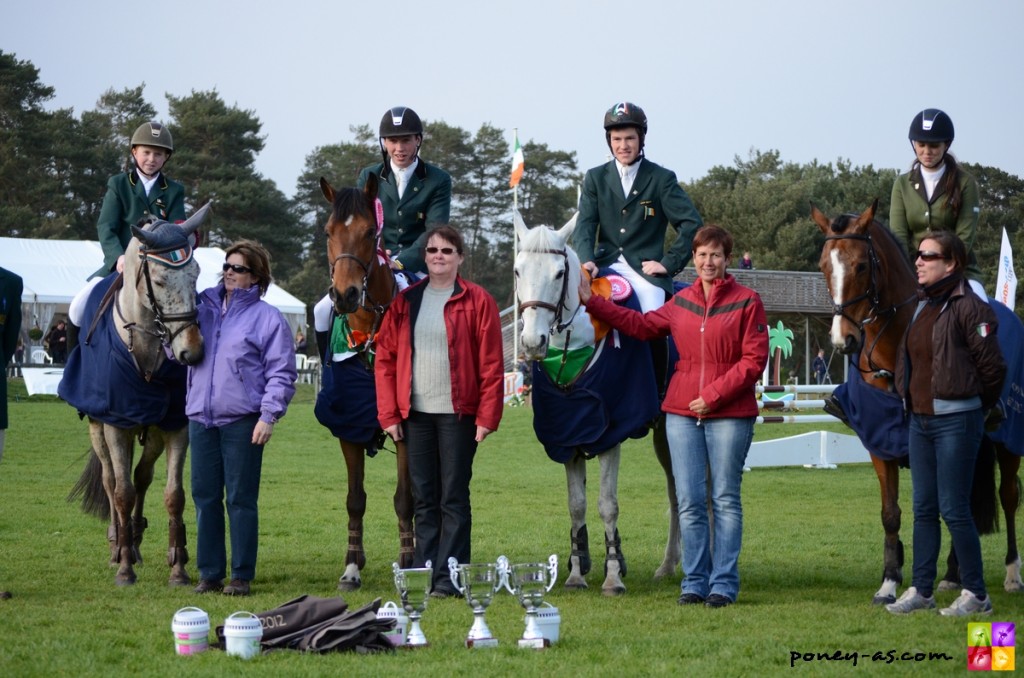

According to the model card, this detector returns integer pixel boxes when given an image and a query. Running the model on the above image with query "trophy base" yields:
[401,641,430,649]
[518,637,550,649]
[466,637,499,649]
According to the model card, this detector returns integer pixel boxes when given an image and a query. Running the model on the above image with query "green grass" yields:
[0,379,1019,676]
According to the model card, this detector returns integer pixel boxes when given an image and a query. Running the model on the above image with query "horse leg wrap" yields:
[117,521,136,564]
[605,528,627,577]
[167,519,189,567]
[347,530,366,569]
[571,525,591,576]
[132,516,148,548]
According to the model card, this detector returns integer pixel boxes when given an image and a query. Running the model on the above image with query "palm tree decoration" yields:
[767,321,794,385]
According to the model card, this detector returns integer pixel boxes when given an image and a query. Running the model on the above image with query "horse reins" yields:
[824,232,916,380]
[329,241,397,356]
[516,247,586,384]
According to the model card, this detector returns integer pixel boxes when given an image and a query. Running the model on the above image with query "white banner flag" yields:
[995,227,1018,311]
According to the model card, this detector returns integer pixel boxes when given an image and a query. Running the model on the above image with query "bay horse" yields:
[315,175,413,591]
[513,212,680,596]
[812,199,1022,603]
[64,206,209,586]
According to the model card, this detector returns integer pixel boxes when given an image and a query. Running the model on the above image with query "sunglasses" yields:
[425,246,458,255]
[915,250,949,262]
[223,263,253,274]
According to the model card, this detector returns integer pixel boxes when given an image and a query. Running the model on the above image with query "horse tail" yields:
[970,435,998,535]
[66,448,111,521]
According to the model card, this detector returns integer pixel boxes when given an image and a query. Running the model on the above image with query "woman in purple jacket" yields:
[187,240,296,596]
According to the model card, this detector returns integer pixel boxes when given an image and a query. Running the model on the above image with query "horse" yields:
[63,206,208,586]
[811,199,1023,603]
[513,211,681,596]
[314,175,414,591]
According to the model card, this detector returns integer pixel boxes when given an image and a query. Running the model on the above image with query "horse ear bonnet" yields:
[131,220,191,251]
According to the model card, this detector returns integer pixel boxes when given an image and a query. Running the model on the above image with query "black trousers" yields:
[405,410,478,591]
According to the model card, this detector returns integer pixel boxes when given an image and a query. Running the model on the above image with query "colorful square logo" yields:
[967,622,1016,671]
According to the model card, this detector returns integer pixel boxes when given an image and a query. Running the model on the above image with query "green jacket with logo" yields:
[574,157,703,296]
[357,160,452,274]
[93,170,186,278]
[889,162,982,283]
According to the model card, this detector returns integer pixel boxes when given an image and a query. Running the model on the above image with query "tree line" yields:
[3,50,1022,318]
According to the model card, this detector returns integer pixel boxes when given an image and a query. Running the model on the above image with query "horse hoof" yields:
[337,577,362,592]
[871,594,895,606]
[653,562,677,579]
[115,574,137,587]
[936,579,959,592]
[168,573,192,587]
[564,576,588,590]
[602,584,626,597]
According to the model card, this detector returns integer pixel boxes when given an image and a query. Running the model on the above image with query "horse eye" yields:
[855,263,867,273]
[555,271,564,280]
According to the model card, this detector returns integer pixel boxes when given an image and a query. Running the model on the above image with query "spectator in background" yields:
[740,252,754,270]
[812,349,828,385]
[44,320,68,364]
[294,330,307,356]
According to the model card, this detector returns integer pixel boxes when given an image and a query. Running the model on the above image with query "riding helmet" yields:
[603,102,648,134]
[130,121,174,153]
[908,108,954,144]
[379,106,424,138]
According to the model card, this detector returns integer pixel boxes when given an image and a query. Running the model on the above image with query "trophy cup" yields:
[392,560,433,647]
[448,557,502,648]
[501,554,558,649]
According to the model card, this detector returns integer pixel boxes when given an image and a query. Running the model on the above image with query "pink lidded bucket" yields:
[171,607,210,655]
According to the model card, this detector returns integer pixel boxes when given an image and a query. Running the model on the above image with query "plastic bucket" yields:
[535,602,561,644]
[171,607,210,655]
[375,600,409,647]
[223,611,263,659]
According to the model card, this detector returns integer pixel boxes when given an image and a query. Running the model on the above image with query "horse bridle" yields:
[823,232,916,379]
[516,248,582,335]
[328,243,397,353]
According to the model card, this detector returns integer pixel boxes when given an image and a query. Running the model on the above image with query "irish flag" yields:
[509,132,524,188]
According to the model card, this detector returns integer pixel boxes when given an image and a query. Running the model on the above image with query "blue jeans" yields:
[190,415,264,582]
[666,414,754,601]
[405,411,478,591]
[909,409,986,598]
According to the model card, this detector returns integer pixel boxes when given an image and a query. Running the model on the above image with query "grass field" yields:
[0,379,1019,676]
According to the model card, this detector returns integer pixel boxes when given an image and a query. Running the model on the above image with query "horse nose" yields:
[841,335,861,355]
[178,345,204,365]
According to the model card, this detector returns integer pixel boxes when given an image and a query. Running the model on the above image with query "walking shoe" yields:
[193,579,223,594]
[705,594,733,608]
[677,592,705,606]
[939,589,992,617]
[222,579,250,596]
[885,587,936,614]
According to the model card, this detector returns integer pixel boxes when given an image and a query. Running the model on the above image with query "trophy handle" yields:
[447,557,465,594]
[496,555,514,594]
[545,554,559,592]
[392,562,401,577]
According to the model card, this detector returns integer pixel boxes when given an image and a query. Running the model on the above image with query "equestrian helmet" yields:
[603,102,648,134]
[131,121,174,153]
[908,108,954,144]
[379,106,424,138]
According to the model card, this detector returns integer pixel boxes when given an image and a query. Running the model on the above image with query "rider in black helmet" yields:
[890,108,983,296]
[355,106,452,276]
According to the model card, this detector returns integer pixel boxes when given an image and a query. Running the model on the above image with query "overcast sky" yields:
[5,0,1023,199]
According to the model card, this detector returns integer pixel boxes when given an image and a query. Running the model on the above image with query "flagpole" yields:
[512,128,519,367]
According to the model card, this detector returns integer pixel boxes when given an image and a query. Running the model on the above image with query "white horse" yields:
[513,212,680,596]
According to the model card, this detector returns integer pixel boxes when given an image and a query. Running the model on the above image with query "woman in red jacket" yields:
[375,225,504,596]
[581,225,768,608]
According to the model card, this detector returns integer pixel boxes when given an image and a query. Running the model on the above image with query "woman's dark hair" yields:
[425,225,465,255]
[692,224,734,259]
[224,239,273,296]
[920,229,967,273]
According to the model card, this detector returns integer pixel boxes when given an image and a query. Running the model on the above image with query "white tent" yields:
[0,237,309,357]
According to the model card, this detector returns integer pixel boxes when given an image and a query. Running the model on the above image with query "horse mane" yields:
[329,186,374,224]
[518,223,567,254]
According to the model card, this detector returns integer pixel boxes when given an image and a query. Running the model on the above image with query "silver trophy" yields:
[392,560,432,647]
[501,554,558,649]
[448,557,502,648]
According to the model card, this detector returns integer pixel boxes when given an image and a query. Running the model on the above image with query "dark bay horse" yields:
[64,207,208,586]
[315,175,413,591]
[514,212,680,595]
[812,200,1022,603]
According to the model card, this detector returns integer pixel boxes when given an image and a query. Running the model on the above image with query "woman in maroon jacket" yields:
[581,225,768,608]
[375,225,504,596]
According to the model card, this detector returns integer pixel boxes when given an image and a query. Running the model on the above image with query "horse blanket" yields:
[833,296,1024,459]
[314,351,381,449]
[530,276,661,463]
[58,274,186,430]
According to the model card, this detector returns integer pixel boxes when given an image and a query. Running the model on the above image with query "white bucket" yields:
[376,600,408,647]
[171,606,210,656]
[223,611,263,659]
[535,602,561,644]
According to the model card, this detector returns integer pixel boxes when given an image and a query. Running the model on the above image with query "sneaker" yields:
[885,587,936,614]
[677,592,705,606]
[222,579,250,596]
[939,589,992,617]
[193,579,223,594]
